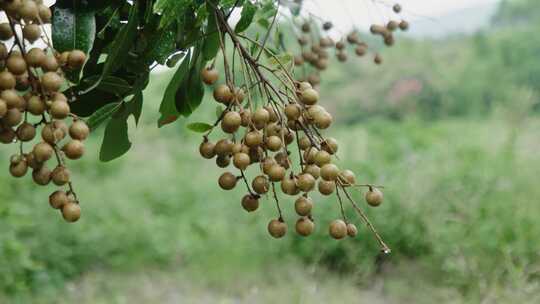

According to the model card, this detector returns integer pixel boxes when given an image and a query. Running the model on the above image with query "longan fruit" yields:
[214,138,232,156]
[199,141,216,159]
[296,217,315,236]
[25,152,42,170]
[329,219,347,239]
[32,165,51,185]
[355,45,367,57]
[314,150,331,167]
[230,143,245,154]
[233,152,250,170]
[20,0,39,21]
[22,23,41,43]
[314,112,333,129]
[268,219,287,238]
[41,55,59,72]
[320,37,334,47]
[33,142,54,162]
[298,136,311,150]
[284,104,301,121]
[3,108,23,126]
[9,157,28,177]
[347,223,358,237]
[346,32,359,44]
[252,175,269,194]
[321,137,338,154]
[16,122,36,142]
[318,180,336,195]
[62,202,81,222]
[51,165,70,186]
[25,48,46,67]
[300,88,319,105]
[41,72,63,92]
[303,147,318,164]
[261,157,276,175]
[241,194,259,212]
[0,71,16,89]
[240,110,251,127]
[374,54,383,65]
[399,20,409,31]
[221,111,241,133]
[50,101,70,119]
[387,20,399,31]
[365,187,383,207]
[274,151,290,169]
[265,135,282,152]
[201,67,219,85]
[38,4,52,22]
[303,164,320,179]
[315,59,328,70]
[393,4,402,13]
[297,173,316,192]
[0,127,16,143]
[62,140,85,159]
[58,51,70,66]
[323,21,333,31]
[67,50,86,69]
[41,123,64,144]
[218,172,237,190]
[295,196,313,216]
[216,154,230,168]
[252,108,270,129]
[248,146,263,163]
[307,105,326,118]
[7,55,27,75]
[0,43,7,60]
[337,170,355,186]
[298,81,312,91]
[2,89,24,108]
[49,190,68,209]
[15,74,30,91]
[320,164,339,181]
[233,87,245,104]
[69,120,89,140]
[213,84,233,104]
[297,35,308,45]
[244,130,263,148]
[264,122,281,137]
[0,99,6,117]
[384,35,395,47]
[267,164,286,182]
[0,23,13,40]
[337,52,348,62]
[281,176,299,195]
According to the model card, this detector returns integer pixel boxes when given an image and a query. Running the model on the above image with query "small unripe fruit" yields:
[252,175,269,194]
[67,50,86,69]
[355,45,367,57]
[2,89,24,108]
[329,219,347,239]
[320,164,339,181]
[300,88,319,105]
[69,120,89,140]
[337,52,348,62]
[267,164,286,182]
[233,88,245,104]
[221,111,241,133]
[50,101,70,119]
[365,187,383,207]
[62,202,81,223]
[213,84,233,104]
[297,173,316,192]
[199,141,216,159]
[16,122,36,142]
[49,190,68,209]
[295,196,313,216]
[268,219,287,238]
[318,180,336,195]
[62,140,85,160]
[41,72,63,92]
[265,135,282,152]
[241,194,259,212]
[347,223,358,237]
[303,147,318,164]
[314,112,333,129]
[387,20,399,31]
[33,142,53,162]
[218,172,237,190]
[51,165,70,186]
[274,152,290,169]
[240,110,251,127]
[296,217,315,236]
[233,152,250,170]
[32,166,51,185]
[201,67,219,85]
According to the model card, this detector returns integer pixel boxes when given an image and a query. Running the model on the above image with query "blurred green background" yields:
[2,0,540,303]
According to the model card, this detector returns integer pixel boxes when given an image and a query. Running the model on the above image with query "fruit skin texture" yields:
[365,187,383,207]
[49,190,68,209]
[218,172,237,190]
[295,196,313,216]
[62,202,81,223]
[69,120,90,140]
[241,194,259,212]
[63,140,85,160]
[33,142,54,162]
[347,223,358,237]
[199,141,216,159]
[329,219,347,239]
[296,217,315,236]
[252,175,269,194]
[268,219,287,238]
[67,50,87,69]
[213,84,233,104]
[300,88,319,105]
[318,180,335,196]
[297,173,316,192]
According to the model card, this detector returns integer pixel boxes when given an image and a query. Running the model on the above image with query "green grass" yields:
[1,83,539,302]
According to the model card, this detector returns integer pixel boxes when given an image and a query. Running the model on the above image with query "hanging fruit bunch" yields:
[194,1,410,254]
[0,0,89,222]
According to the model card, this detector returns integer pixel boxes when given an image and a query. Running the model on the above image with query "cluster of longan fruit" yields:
[0,0,89,222]
[293,2,409,87]
[199,67,384,240]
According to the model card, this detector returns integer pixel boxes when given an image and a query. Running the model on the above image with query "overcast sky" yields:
[304,0,500,31]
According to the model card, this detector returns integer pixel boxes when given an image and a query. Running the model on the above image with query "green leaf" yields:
[82,75,132,95]
[52,7,96,54]
[186,122,213,133]
[166,51,187,67]
[215,105,224,119]
[143,22,177,65]
[158,50,192,127]
[127,92,143,126]
[234,1,256,33]
[175,51,205,117]
[202,7,220,61]
[86,102,121,130]
[99,116,132,162]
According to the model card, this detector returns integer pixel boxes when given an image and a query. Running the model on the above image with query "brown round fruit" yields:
[214,138,232,155]
[49,190,68,209]
[51,165,70,186]
[33,142,54,162]
[218,172,237,190]
[199,141,216,159]
[41,72,63,92]
[62,140,85,159]
[221,111,241,133]
[62,202,81,223]
[9,158,28,178]
[67,50,86,69]
[297,173,316,192]
[339,169,356,186]
[318,180,336,195]
[22,24,41,43]
[267,164,286,182]
[32,166,51,185]
[365,187,383,207]
[268,219,287,238]
[329,219,347,239]
[233,152,250,170]
[252,175,269,194]
[347,223,358,237]
[69,120,90,140]
[16,122,36,142]
[27,95,46,115]
[320,164,339,181]
[50,101,70,119]
[296,217,315,237]
[295,196,313,216]
[281,176,299,195]
[213,84,233,104]
[201,67,219,85]
[241,194,259,212]
[6,55,27,75]
[300,88,319,105]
